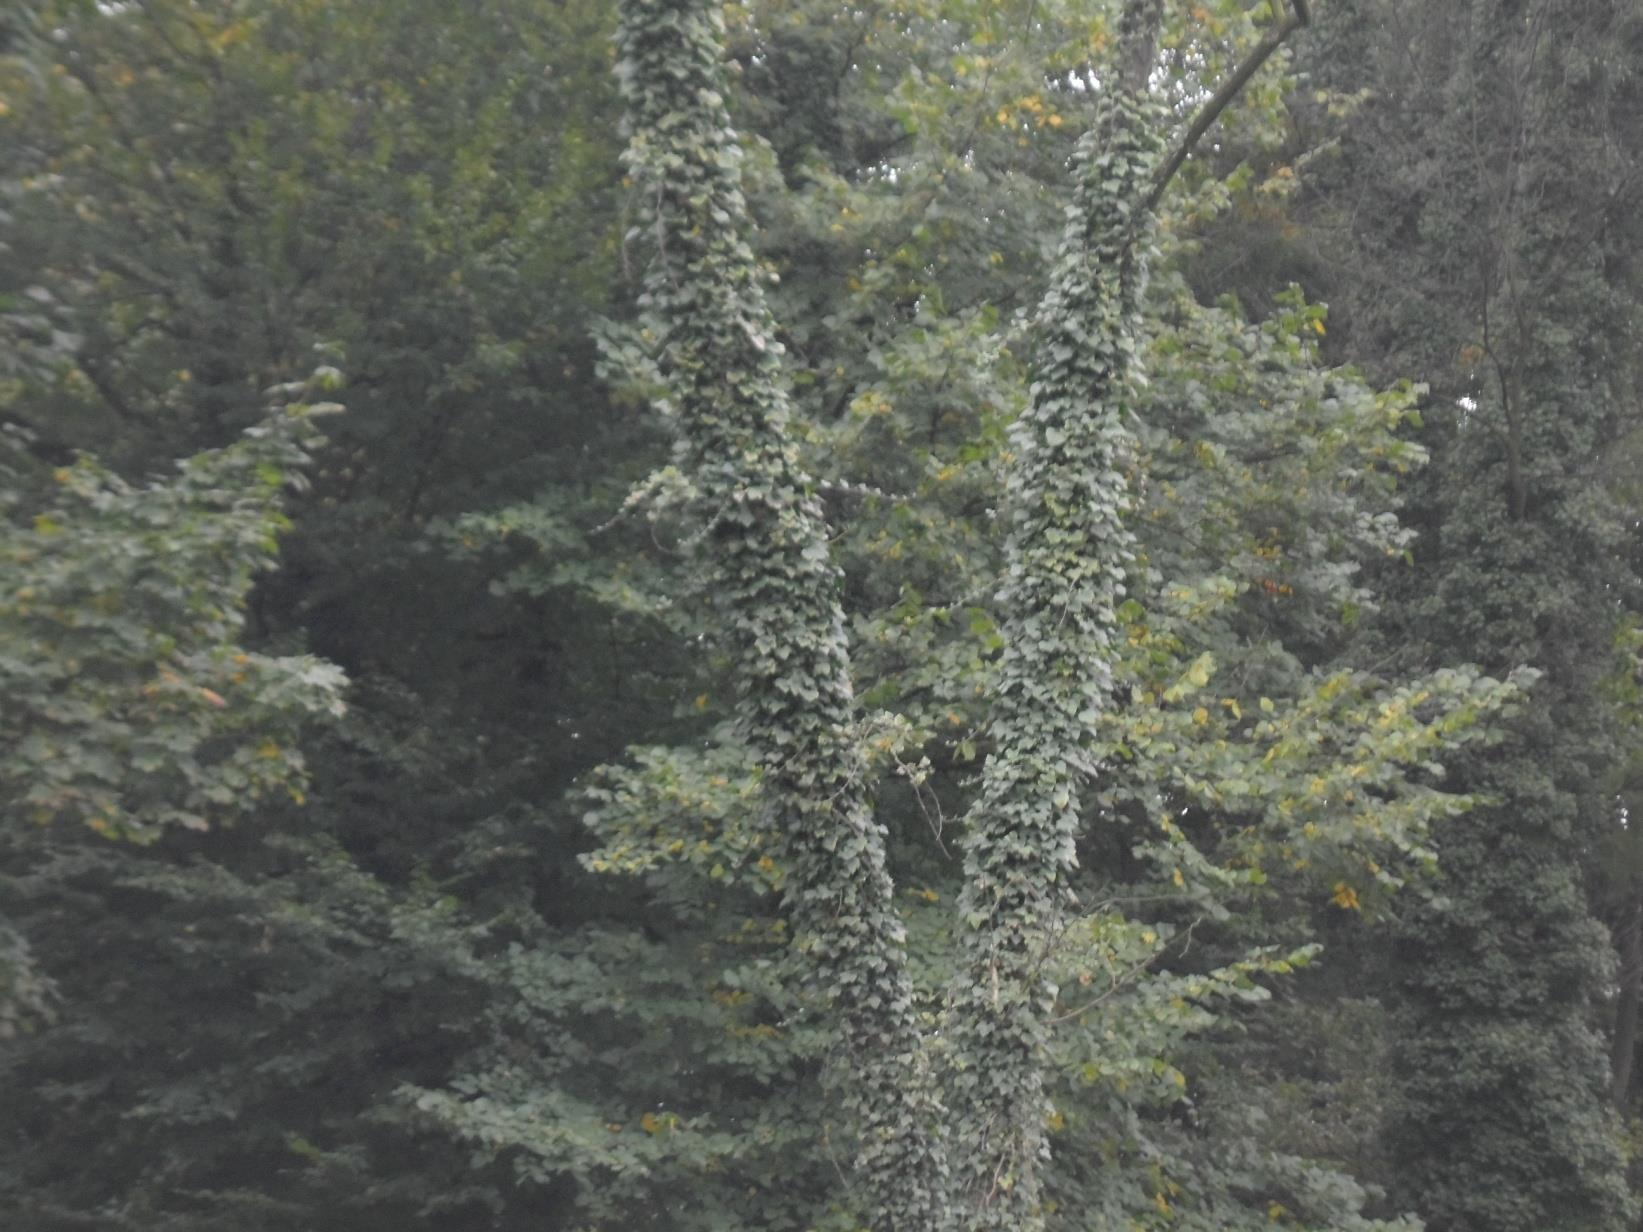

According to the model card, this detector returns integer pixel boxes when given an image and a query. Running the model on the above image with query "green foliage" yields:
[4,2,1636,1231]
[604,2,952,1227]
[1297,1,1643,1227]
[0,914,52,1039]
[1,2,639,1228]
[567,5,1520,1231]
[0,820,508,1230]
[944,79,1167,1227]
[0,391,346,841]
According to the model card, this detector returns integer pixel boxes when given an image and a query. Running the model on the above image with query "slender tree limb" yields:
[1144,0,1312,212]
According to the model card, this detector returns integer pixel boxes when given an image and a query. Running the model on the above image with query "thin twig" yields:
[1145,0,1313,213]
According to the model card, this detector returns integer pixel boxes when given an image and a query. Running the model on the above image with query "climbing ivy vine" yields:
[945,45,1166,1232]
[613,2,950,1228]
[602,3,1512,1231]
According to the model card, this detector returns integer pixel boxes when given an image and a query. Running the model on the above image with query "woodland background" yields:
[2,1,1642,1230]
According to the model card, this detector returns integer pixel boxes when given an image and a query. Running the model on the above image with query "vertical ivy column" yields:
[613,3,951,1229]
[948,16,1164,1230]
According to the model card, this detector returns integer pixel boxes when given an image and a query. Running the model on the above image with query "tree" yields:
[0,393,346,842]
[578,4,1497,1231]
[3,2,1618,1229]
[1293,1,1643,1227]
[611,1,952,1227]
[944,4,1169,1222]
[1,3,643,1226]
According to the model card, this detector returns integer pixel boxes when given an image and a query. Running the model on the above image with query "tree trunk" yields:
[614,3,952,1228]
[1612,895,1642,1108]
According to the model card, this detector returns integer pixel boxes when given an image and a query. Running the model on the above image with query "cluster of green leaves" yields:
[0,914,51,1040]
[1,393,346,842]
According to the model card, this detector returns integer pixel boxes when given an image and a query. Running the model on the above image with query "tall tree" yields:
[0,3,644,1227]
[946,2,1334,1224]
[612,2,951,1228]
[596,3,1484,1230]
[946,3,1167,1224]
[1296,1,1643,1227]
[6,2,1608,1229]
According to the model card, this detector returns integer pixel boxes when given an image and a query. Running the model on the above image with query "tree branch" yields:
[1144,0,1312,212]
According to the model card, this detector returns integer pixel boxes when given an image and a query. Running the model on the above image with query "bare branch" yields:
[1144,0,1312,213]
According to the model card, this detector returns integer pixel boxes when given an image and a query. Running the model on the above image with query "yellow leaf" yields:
[1185,653,1214,687]
[694,693,709,710]
[1192,706,1209,725]
[209,20,252,50]
[640,1112,661,1134]
[1172,868,1185,888]
[1331,882,1361,911]
[256,740,281,760]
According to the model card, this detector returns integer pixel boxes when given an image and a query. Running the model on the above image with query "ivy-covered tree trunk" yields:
[613,2,951,1228]
[1302,1,1643,1228]
[948,5,1164,1228]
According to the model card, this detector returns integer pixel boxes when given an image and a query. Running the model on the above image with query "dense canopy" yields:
[2,2,1641,1230]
